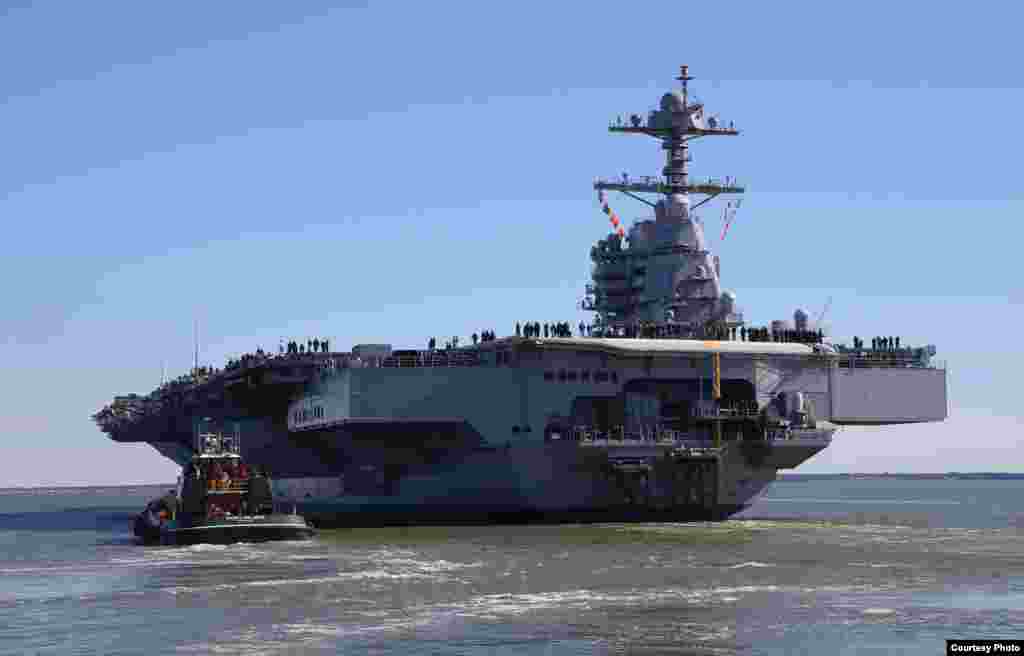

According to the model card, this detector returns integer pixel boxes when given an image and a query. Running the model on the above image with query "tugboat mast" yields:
[588,65,746,338]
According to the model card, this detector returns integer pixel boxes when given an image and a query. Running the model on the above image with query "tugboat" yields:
[133,430,315,545]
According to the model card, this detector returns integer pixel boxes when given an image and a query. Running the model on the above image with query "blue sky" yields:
[1,1,1021,486]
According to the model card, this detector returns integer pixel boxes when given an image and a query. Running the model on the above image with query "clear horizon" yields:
[2,2,1021,487]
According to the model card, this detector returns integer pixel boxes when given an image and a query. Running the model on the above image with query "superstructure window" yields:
[558,369,567,382]
[567,370,578,382]
[581,370,591,382]
[543,372,554,382]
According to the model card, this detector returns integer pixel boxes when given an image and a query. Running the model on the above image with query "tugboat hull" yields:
[132,510,163,543]
[164,514,316,545]
[133,512,315,545]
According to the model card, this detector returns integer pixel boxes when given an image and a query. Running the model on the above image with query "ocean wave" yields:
[162,557,483,595]
[449,584,787,618]
[176,616,437,654]
[377,557,484,573]
[728,561,775,569]
[163,571,431,594]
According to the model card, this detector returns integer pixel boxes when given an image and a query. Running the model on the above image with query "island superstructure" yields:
[93,66,948,524]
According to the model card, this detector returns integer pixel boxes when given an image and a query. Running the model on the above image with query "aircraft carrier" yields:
[93,66,948,525]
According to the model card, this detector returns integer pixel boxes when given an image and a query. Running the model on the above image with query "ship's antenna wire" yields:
[815,296,833,330]
[193,318,199,376]
[720,200,742,240]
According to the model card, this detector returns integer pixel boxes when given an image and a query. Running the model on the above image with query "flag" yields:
[598,189,627,236]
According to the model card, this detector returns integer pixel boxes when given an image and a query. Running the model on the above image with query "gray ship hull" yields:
[261,428,830,526]
[100,334,948,526]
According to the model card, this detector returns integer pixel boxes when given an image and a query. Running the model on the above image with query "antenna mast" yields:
[594,64,743,217]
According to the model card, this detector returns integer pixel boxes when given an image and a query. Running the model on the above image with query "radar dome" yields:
[794,308,809,331]
[660,91,686,113]
[720,291,736,314]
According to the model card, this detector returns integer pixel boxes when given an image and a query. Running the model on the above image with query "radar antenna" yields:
[595,64,743,218]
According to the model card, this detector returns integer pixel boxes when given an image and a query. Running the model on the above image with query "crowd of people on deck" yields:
[203,459,251,491]
[224,349,271,371]
[283,338,331,355]
[147,338,334,398]
[515,321,581,338]
[506,320,829,343]
[850,336,902,351]
[474,330,497,344]
[742,327,824,344]
[426,330,498,351]
[839,336,923,366]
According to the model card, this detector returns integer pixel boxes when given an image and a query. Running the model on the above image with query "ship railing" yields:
[765,428,794,442]
[594,176,744,192]
[572,422,810,446]
[595,176,665,190]
[607,112,737,133]
[574,425,686,445]
[609,114,653,129]
[835,350,943,370]
[691,406,761,419]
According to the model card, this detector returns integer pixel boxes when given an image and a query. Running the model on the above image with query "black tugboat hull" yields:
[166,515,316,545]
[134,513,315,546]
[133,511,163,543]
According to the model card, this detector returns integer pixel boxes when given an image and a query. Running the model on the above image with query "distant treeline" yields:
[780,473,1024,481]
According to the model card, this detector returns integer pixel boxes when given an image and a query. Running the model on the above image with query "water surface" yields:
[2,478,1022,654]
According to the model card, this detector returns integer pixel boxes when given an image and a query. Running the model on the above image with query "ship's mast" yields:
[594,65,743,214]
